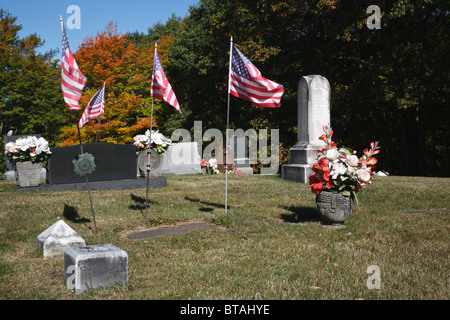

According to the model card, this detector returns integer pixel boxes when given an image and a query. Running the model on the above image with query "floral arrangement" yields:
[309,125,380,198]
[4,136,52,164]
[133,130,172,155]
[201,158,243,175]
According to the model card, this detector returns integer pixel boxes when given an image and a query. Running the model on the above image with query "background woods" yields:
[0,0,448,177]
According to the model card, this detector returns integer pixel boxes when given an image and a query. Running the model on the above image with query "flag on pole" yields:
[78,85,105,128]
[150,45,182,114]
[229,44,284,108]
[61,23,86,111]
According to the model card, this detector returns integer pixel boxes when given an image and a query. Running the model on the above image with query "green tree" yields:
[167,0,449,176]
[0,9,66,172]
[59,22,181,146]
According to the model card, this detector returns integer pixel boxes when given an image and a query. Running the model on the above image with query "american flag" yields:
[229,44,284,108]
[151,46,182,113]
[78,85,105,128]
[61,24,86,111]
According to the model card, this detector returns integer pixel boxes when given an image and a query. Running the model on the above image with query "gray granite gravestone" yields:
[64,244,128,294]
[230,137,253,174]
[282,75,331,183]
[160,142,202,175]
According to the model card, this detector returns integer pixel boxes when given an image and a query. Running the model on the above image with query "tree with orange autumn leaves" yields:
[57,22,175,146]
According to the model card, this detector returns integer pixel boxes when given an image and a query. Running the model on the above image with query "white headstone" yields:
[282,75,331,183]
[161,142,202,175]
[36,220,85,258]
[64,244,128,294]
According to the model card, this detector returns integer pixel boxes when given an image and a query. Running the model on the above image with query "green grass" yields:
[0,174,448,300]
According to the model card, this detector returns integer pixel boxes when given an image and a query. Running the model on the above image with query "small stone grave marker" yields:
[36,220,85,258]
[64,244,128,294]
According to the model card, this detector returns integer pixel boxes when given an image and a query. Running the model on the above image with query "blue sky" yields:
[1,0,199,55]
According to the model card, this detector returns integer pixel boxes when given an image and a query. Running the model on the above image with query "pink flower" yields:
[5,142,17,155]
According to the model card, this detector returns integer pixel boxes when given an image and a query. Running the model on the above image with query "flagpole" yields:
[225,36,233,214]
[77,110,97,233]
[95,118,100,142]
[59,15,64,32]
[95,81,105,143]
[145,42,157,216]
[62,15,97,232]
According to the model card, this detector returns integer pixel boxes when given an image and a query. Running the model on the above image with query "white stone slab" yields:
[36,220,85,258]
[161,142,202,175]
[64,244,128,294]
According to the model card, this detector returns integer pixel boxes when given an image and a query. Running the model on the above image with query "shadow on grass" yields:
[129,194,158,213]
[63,204,91,223]
[184,196,230,211]
[129,193,158,211]
[280,206,322,223]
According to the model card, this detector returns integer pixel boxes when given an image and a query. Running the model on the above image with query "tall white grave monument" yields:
[281,75,331,183]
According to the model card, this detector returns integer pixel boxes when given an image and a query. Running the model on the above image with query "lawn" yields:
[0,174,448,300]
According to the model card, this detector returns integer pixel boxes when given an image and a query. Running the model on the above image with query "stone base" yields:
[234,166,253,174]
[281,164,312,183]
[3,169,46,181]
[64,244,128,294]
[288,143,321,164]
[322,223,347,230]
[15,177,167,193]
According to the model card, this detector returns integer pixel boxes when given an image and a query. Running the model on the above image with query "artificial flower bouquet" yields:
[201,158,243,175]
[4,136,51,164]
[133,130,172,155]
[309,125,380,199]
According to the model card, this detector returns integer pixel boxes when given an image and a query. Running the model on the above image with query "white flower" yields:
[326,148,340,161]
[28,136,38,147]
[151,134,163,146]
[208,158,217,168]
[35,137,50,155]
[356,169,371,182]
[139,135,150,144]
[15,138,32,151]
[347,166,356,175]
[346,155,359,167]
[331,162,347,179]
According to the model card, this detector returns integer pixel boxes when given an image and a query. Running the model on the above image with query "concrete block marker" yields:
[64,244,128,294]
[36,220,85,258]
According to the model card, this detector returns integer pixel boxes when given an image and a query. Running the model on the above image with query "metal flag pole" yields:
[95,81,104,143]
[225,36,233,214]
[145,42,157,216]
[95,118,100,142]
[61,15,97,232]
[76,108,97,233]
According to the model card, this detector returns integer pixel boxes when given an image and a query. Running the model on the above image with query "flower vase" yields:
[137,149,162,176]
[315,190,356,229]
[15,161,42,187]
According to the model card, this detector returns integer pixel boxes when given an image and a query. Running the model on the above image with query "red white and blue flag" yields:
[61,24,86,111]
[151,46,182,114]
[78,84,105,128]
[229,44,284,108]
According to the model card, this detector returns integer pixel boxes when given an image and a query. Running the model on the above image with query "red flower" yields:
[318,157,330,171]
[319,134,327,141]
[309,175,323,194]
[328,141,336,148]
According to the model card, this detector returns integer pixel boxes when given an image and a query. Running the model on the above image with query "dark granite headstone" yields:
[47,143,137,185]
